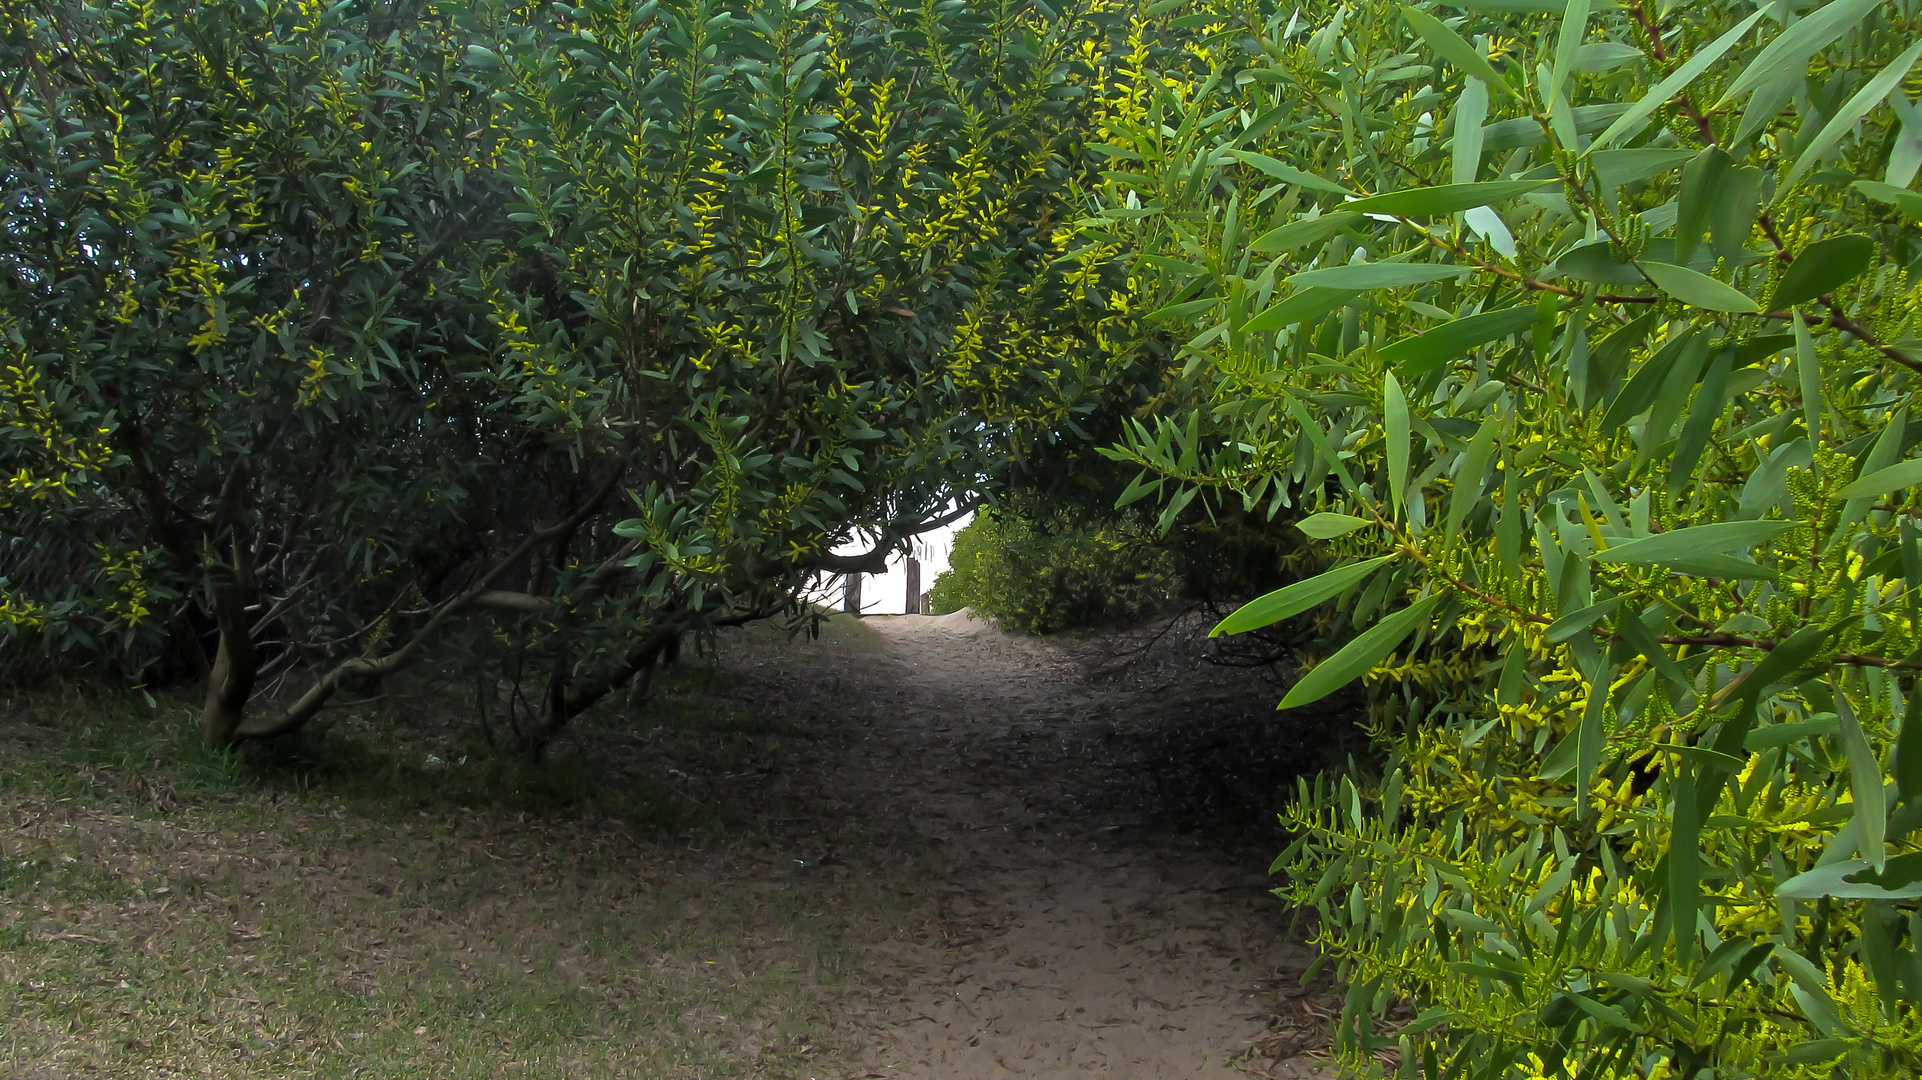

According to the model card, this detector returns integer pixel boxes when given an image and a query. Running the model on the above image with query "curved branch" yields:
[810,499,981,574]
[230,463,627,740]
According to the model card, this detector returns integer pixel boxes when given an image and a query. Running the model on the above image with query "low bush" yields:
[928,501,1182,633]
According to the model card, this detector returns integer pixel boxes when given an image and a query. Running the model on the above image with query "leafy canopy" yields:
[0,0,1136,749]
[1092,0,1922,1074]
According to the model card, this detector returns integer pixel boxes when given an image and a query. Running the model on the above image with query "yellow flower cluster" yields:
[1,352,119,507]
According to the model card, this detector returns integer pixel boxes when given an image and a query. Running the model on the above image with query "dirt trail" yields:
[720,611,1338,1079]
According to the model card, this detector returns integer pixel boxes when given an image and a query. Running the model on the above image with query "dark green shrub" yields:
[928,501,1180,634]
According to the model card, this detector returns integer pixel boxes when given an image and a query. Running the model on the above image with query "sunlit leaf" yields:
[1287,262,1464,289]
[1715,0,1888,108]
[1279,592,1447,709]
[1249,212,1361,253]
[1837,692,1887,870]
[1593,520,1796,564]
[1640,262,1760,312]
[1767,234,1877,309]
[1401,6,1517,96]
[1386,372,1411,517]
[1239,288,1357,333]
[1345,180,1555,217]
[1589,11,1765,151]
[1298,512,1373,539]
[1226,150,1356,195]
[1211,556,1395,636]
[1377,306,1537,378]
[1779,40,1922,196]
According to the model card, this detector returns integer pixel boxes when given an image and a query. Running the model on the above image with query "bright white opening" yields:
[806,512,974,615]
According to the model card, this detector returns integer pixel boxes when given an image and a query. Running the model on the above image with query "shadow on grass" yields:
[4,658,808,834]
[0,662,892,1080]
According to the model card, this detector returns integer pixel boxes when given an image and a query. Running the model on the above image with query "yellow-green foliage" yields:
[0,0,1145,741]
[1083,0,1922,1075]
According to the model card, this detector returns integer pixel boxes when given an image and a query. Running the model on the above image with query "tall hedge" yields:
[0,0,1138,750]
[1092,0,1922,1074]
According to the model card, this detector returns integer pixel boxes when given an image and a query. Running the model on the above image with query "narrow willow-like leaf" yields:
[1668,352,1731,495]
[1239,288,1357,333]
[1345,179,1554,217]
[1227,150,1356,194]
[1591,147,1698,190]
[1452,79,1488,186]
[1834,457,1922,500]
[1211,556,1395,636]
[1768,234,1877,309]
[1856,179,1922,221]
[1776,860,1922,899]
[1779,40,1922,197]
[1711,165,1765,257]
[1288,262,1466,289]
[1670,761,1702,959]
[1497,457,1521,581]
[1842,405,1909,532]
[1386,372,1411,519]
[1594,520,1796,564]
[1721,624,1829,703]
[1545,595,1620,642]
[1617,605,1688,686]
[1401,6,1517,96]
[1249,212,1360,253]
[1576,666,1611,821]
[1794,313,1825,455]
[1279,592,1447,709]
[1898,689,1922,804]
[1640,261,1760,312]
[1601,325,1692,431]
[1674,146,1732,264]
[1378,306,1537,378]
[1298,512,1373,538]
[1445,415,1500,545]
[1888,92,1922,185]
[1548,0,1591,99]
[1143,296,1220,321]
[1715,0,1887,108]
[1554,240,1645,285]
[1589,11,1765,152]
[1837,692,1888,870]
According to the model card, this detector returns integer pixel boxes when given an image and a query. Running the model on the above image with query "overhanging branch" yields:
[810,499,980,575]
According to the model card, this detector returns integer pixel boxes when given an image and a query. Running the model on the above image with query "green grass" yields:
[0,669,908,1079]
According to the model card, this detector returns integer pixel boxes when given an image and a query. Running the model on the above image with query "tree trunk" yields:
[199,595,257,746]
[526,625,682,758]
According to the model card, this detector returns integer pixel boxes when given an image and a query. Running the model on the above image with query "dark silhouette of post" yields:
[905,558,921,614]
[843,572,862,616]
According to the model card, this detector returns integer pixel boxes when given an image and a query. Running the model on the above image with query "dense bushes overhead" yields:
[0,0,1133,748]
[13,0,1922,1071]
[1091,0,1922,1075]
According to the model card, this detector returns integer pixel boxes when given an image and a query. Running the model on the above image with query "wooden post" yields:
[843,572,862,616]
[904,558,921,614]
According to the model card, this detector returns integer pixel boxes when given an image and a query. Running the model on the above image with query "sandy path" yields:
[721,612,1336,1079]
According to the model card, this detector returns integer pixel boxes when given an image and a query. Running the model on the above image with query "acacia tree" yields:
[1,0,514,741]
[0,0,1136,751]
[1092,0,1922,1074]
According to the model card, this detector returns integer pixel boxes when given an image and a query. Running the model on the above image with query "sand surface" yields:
[720,611,1341,1079]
